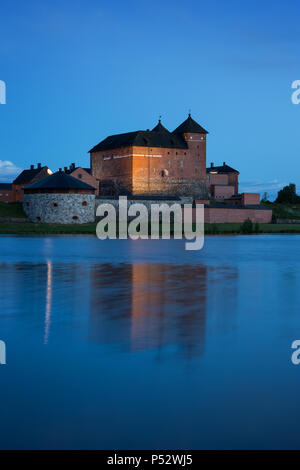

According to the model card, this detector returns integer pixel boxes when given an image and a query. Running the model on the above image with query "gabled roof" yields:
[64,166,92,175]
[24,171,95,190]
[207,164,239,174]
[0,183,12,190]
[13,168,45,185]
[173,114,208,134]
[89,129,188,152]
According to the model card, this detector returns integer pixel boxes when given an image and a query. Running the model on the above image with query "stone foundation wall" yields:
[23,193,95,224]
[132,177,209,198]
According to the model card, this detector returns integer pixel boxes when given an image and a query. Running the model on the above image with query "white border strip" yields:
[103,154,163,160]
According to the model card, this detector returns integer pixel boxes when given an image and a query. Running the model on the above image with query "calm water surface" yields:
[0,235,300,449]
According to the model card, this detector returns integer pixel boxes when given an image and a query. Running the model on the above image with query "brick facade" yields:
[68,167,99,195]
[211,185,235,200]
[89,115,209,198]
[90,134,208,198]
[12,166,52,202]
[0,184,12,202]
[241,193,260,205]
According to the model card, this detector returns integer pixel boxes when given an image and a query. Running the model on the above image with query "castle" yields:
[87,113,272,223]
[89,114,210,198]
[5,113,272,224]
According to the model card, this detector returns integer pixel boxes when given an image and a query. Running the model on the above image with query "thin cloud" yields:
[239,179,288,201]
[0,160,22,182]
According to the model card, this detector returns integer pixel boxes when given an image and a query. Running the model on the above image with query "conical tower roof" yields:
[173,114,208,134]
[151,120,170,133]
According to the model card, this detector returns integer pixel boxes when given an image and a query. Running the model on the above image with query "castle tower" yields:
[172,113,208,198]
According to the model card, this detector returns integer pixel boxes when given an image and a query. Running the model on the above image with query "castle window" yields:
[82,201,88,206]
[36,216,41,221]
[72,216,78,220]
[26,202,30,206]
[176,152,178,155]
[180,161,183,168]
[195,168,198,173]
[52,202,58,207]
[78,174,82,179]
[168,160,171,167]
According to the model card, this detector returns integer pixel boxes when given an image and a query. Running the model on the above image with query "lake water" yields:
[0,234,300,449]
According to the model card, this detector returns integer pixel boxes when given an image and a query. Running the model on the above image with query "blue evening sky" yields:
[0,0,299,198]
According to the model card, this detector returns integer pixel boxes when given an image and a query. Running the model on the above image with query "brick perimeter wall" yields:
[204,207,272,223]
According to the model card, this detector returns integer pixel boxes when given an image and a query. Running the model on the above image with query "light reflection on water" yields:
[88,262,237,357]
[0,235,300,449]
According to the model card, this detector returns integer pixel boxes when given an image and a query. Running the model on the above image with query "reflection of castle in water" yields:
[89,263,210,357]
[0,255,238,354]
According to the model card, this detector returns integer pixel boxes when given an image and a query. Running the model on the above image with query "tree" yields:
[275,184,300,204]
[261,192,269,203]
[240,218,253,234]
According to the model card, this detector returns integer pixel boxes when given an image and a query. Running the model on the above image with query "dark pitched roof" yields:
[173,114,208,134]
[0,183,12,190]
[206,164,239,174]
[13,168,45,185]
[151,120,170,133]
[24,171,95,190]
[89,129,188,152]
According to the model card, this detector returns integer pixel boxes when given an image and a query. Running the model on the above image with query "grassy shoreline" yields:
[2,201,300,235]
[1,221,300,235]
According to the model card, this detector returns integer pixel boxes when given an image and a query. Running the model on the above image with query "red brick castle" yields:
[89,114,209,198]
